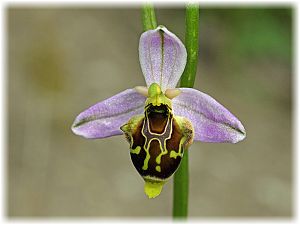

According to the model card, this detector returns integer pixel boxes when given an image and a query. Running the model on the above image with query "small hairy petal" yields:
[72,89,146,139]
[139,26,187,91]
[172,88,246,143]
[165,88,181,99]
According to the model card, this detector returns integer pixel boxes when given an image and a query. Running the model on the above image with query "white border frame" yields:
[0,1,297,224]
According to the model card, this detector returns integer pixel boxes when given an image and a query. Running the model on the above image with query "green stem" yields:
[173,150,189,218]
[142,3,157,31]
[180,4,200,88]
[173,4,199,219]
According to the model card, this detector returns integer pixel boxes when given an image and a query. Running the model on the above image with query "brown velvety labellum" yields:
[130,104,184,181]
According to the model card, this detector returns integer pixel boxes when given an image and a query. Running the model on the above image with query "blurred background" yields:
[7,6,292,217]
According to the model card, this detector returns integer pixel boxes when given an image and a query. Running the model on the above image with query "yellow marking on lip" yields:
[155,166,161,172]
[156,149,168,164]
[140,100,175,171]
[142,137,161,170]
[170,136,186,159]
[130,146,141,155]
[142,147,151,170]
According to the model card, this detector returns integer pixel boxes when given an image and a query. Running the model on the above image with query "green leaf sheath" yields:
[173,4,200,219]
[142,4,157,31]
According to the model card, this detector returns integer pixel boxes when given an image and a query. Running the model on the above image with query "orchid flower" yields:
[71,25,246,199]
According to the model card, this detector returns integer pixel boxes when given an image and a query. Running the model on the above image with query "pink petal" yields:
[72,89,146,139]
[172,88,246,143]
[139,26,187,91]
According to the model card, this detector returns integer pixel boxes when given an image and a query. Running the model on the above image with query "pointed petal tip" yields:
[71,118,89,138]
[232,123,246,144]
[232,132,246,144]
[71,115,103,139]
[71,120,79,134]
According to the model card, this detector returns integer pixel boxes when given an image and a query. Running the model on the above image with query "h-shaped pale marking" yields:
[140,112,173,172]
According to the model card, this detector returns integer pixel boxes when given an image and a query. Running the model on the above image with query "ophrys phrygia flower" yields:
[71,25,246,198]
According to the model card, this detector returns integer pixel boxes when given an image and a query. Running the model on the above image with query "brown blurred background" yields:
[7,6,292,217]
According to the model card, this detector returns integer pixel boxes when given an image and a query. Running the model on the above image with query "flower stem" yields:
[173,3,199,219]
[173,150,189,218]
[142,3,157,31]
[180,4,199,88]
